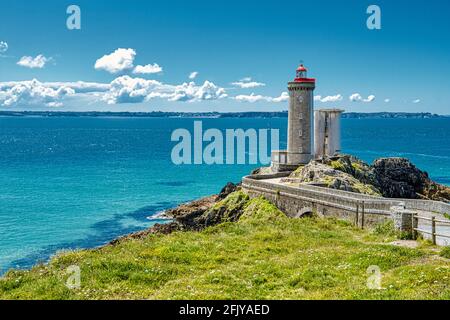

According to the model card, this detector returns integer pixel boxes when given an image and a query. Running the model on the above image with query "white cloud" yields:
[234,92,288,103]
[314,94,343,103]
[45,81,110,93]
[365,95,375,102]
[133,63,163,74]
[231,77,266,89]
[17,55,50,69]
[349,93,362,102]
[272,92,289,103]
[0,75,229,107]
[0,79,74,107]
[103,76,227,104]
[189,71,199,80]
[349,93,375,103]
[412,99,421,104]
[104,76,165,104]
[169,81,228,102]
[0,77,229,107]
[95,48,136,74]
[234,93,267,103]
[384,98,390,103]
[0,41,8,53]
[0,81,109,94]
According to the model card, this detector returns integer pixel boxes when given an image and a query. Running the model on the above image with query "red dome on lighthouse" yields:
[294,64,315,83]
[296,64,307,72]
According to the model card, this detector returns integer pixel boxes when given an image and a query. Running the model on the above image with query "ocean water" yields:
[0,117,449,274]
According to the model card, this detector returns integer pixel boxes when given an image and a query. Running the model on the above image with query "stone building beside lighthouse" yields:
[271,64,344,172]
[314,109,344,160]
[271,64,316,172]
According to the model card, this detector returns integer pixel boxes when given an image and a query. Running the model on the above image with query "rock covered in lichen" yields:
[286,160,381,196]
[325,155,376,186]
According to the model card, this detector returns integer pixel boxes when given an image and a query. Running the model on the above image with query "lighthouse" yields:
[271,64,316,172]
[287,64,316,165]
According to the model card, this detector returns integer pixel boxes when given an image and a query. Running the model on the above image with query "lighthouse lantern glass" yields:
[297,70,306,79]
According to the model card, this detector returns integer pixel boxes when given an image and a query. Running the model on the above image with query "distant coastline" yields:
[0,111,448,119]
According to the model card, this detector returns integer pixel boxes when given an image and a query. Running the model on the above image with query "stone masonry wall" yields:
[242,174,450,229]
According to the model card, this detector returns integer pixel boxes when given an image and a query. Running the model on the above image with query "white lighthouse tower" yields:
[271,64,316,172]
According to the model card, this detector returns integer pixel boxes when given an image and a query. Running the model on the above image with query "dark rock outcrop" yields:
[145,182,245,232]
[175,191,249,230]
[165,195,217,219]
[217,182,240,200]
[372,158,450,201]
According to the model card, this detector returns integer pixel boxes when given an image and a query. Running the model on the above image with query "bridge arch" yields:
[295,207,314,218]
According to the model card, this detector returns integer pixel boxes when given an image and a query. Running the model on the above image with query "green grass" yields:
[371,220,413,241]
[441,247,450,259]
[1,195,449,300]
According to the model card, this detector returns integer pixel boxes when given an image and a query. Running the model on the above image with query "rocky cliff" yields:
[371,157,450,201]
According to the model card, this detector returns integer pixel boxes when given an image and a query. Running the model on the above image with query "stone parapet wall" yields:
[403,199,450,215]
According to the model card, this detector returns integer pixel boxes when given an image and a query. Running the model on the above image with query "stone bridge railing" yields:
[242,174,450,232]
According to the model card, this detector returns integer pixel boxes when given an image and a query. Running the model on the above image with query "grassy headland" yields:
[0,192,449,300]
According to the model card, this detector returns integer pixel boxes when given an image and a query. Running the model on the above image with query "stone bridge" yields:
[242,173,450,245]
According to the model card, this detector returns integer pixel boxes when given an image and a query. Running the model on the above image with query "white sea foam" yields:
[146,210,172,221]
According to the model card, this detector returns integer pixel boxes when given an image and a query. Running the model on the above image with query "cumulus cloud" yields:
[103,76,227,104]
[17,55,50,69]
[0,80,112,108]
[169,81,228,102]
[231,77,266,89]
[0,76,229,107]
[0,81,109,94]
[0,79,74,107]
[384,98,390,103]
[314,94,343,103]
[104,76,161,104]
[133,63,163,74]
[0,41,8,53]
[365,95,376,102]
[412,99,421,104]
[95,48,136,73]
[349,93,362,102]
[44,81,110,93]
[272,92,289,103]
[189,71,199,80]
[234,93,266,103]
[349,93,375,103]
[234,92,288,103]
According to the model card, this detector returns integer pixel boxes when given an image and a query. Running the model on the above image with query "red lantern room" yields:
[296,64,307,78]
[294,64,316,83]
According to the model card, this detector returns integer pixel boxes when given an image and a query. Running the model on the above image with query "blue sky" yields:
[0,0,449,113]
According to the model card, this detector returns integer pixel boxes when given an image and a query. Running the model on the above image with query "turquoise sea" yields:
[0,117,449,274]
